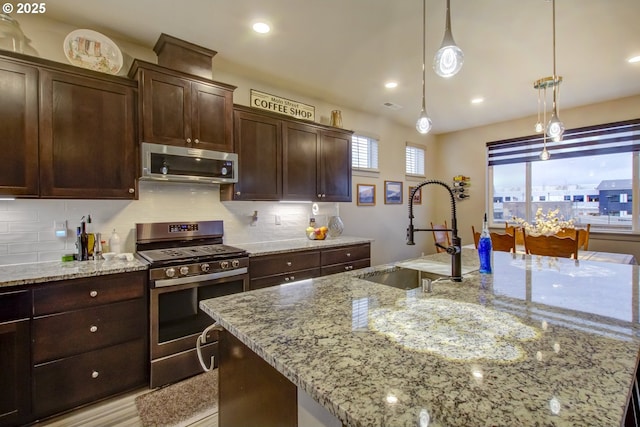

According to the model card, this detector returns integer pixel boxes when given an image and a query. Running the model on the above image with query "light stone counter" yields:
[201,249,640,427]
[230,236,373,256]
[0,257,148,288]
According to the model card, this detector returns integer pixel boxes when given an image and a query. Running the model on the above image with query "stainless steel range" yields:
[136,220,248,388]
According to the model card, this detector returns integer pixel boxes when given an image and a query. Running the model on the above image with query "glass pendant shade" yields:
[433,41,464,78]
[416,109,432,134]
[433,0,463,78]
[539,147,551,161]
[547,110,564,141]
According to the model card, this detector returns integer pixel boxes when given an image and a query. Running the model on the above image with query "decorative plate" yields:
[63,29,123,75]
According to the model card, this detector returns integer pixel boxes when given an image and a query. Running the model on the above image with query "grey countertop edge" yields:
[0,236,374,288]
[230,236,374,257]
[0,259,149,288]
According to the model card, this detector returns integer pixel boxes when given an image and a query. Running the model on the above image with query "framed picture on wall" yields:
[409,186,422,205]
[384,181,403,204]
[357,184,376,206]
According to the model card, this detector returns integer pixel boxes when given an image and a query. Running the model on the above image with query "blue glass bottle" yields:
[478,214,492,274]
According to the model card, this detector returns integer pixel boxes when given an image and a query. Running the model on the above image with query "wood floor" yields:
[35,387,219,427]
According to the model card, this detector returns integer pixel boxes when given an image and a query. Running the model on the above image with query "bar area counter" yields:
[200,249,640,426]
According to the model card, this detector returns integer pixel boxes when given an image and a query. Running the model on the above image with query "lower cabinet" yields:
[0,290,31,427]
[249,243,371,290]
[0,271,148,427]
[31,271,148,420]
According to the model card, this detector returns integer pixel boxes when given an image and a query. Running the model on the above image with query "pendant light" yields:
[546,0,564,141]
[433,0,464,78]
[416,0,432,134]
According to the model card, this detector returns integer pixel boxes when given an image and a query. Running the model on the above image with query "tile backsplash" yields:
[0,181,340,266]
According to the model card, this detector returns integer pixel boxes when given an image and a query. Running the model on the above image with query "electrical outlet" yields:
[275,215,281,225]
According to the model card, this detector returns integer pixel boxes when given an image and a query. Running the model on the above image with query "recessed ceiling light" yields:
[252,22,271,34]
[385,81,398,89]
[471,97,484,104]
[628,55,640,64]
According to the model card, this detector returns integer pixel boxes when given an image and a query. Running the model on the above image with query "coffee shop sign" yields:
[250,89,315,121]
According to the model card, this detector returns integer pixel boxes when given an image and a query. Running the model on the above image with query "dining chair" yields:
[471,225,481,249]
[556,224,590,250]
[505,223,525,246]
[431,221,451,253]
[523,229,581,259]
[489,231,517,253]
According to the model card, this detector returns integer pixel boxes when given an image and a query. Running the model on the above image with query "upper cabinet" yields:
[0,52,138,199]
[129,61,235,152]
[221,105,352,202]
[39,69,137,199]
[0,59,39,197]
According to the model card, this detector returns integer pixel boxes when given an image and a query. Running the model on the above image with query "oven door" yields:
[149,269,248,387]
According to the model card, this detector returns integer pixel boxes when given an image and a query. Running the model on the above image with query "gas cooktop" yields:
[137,244,247,264]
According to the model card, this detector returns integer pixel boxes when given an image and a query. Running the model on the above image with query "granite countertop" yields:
[0,257,148,288]
[201,249,640,427]
[230,236,373,256]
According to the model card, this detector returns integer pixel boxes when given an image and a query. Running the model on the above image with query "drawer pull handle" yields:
[91,371,99,379]
[290,276,295,281]
[90,290,98,298]
[346,253,351,257]
[286,261,292,267]
[90,325,98,333]
[284,277,289,282]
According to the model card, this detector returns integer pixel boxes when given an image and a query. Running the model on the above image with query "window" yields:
[351,134,378,171]
[488,118,640,232]
[406,144,425,176]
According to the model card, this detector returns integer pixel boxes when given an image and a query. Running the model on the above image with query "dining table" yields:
[463,244,637,265]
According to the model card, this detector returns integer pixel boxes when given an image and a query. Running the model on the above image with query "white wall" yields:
[0,14,434,266]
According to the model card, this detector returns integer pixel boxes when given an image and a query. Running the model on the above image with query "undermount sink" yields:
[359,267,446,290]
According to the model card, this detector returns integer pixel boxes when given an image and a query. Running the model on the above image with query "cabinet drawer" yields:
[321,259,370,276]
[33,271,146,316]
[0,289,31,322]
[321,244,370,266]
[249,268,320,290]
[33,298,146,364]
[33,338,146,418]
[250,250,320,278]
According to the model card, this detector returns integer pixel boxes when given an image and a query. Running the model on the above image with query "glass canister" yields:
[0,13,38,55]
[327,216,344,238]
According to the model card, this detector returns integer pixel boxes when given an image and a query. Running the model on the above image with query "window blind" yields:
[352,135,378,169]
[406,145,425,175]
[486,118,640,166]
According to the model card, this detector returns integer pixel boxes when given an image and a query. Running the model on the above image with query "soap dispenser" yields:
[109,229,121,254]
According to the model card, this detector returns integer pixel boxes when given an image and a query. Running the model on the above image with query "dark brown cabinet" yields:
[221,106,352,202]
[222,108,282,201]
[39,69,137,198]
[320,243,371,275]
[249,250,321,290]
[0,52,138,199]
[249,243,370,290]
[31,271,147,419]
[0,290,31,427]
[0,58,39,197]
[283,123,352,202]
[131,62,235,152]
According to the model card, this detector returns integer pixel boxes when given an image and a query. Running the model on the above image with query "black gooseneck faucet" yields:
[407,180,462,282]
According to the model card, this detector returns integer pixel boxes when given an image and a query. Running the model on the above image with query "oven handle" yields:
[154,267,248,288]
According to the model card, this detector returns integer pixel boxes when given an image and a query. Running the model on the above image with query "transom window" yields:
[487,119,640,232]
[406,143,426,176]
[351,134,379,171]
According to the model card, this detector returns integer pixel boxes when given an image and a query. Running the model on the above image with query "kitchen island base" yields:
[220,330,341,427]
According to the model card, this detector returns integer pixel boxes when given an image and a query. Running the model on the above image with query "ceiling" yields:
[44,0,640,134]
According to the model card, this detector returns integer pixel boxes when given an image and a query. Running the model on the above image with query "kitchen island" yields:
[200,249,640,426]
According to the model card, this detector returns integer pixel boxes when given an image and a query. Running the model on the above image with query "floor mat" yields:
[135,370,218,427]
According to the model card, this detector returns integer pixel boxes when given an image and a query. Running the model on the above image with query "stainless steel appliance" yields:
[140,142,238,184]
[136,220,248,388]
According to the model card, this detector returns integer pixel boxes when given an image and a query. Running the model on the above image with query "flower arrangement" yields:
[512,208,574,236]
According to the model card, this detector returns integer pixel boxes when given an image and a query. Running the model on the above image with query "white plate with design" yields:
[63,29,123,75]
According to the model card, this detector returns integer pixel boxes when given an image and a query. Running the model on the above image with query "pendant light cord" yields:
[552,0,558,109]
[421,0,426,111]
